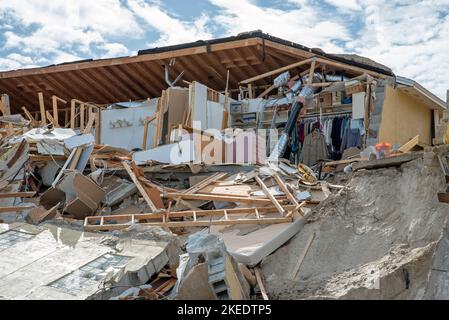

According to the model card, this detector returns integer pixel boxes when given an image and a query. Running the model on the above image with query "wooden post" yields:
[70,99,76,129]
[0,94,10,115]
[52,95,67,128]
[80,103,85,131]
[248,83,253,99]
[307,59,316,85]
[38,92,46,125]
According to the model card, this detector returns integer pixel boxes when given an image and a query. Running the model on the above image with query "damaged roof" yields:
[0,30,395,113]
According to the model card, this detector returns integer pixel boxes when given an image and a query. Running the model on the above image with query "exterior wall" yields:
[378,85,432,146]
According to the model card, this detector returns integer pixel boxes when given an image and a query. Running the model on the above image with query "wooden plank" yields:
[142,112,158,150]
[83,111,96,133]
[257,84,276,98]
[85,216,292,231]
[398,135,419,153]
[254,268,269,300]
[272,174,299,206]
[240,57,314,84]
[0,100,6,115]
[0,206,35,213]
[290,232,315,280]
[163,192,276,204]
[255,176,286,215]
[122,161,158,212]
[183,172,227,194]
[315,57,389,79]
[51,95,67,128]
[70,99,76,129]
[68,148,83,170]
[21,106,36,123]
[248,83,254,99]
[86,205,295,222]
[45,111,57,127]
[0,192,36,198]
[38,92,46,125]
[80,103,85,131]
[307,59,316,85]
[1,94,10,115]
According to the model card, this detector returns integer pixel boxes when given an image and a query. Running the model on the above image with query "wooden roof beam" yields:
[126,63,164,97]
[77,69,122,102]
[186,55,224,90]
[96,67,141,100]
[132,62,167,94]
[0,38,262,79]
[314,57,389,79]
[240,57,315,85]
[113,64,153,97]
[1,79,38,111]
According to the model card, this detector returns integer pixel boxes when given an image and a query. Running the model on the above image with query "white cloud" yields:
[347,0,449,99]
[100,43,131,58]
[209,0,350,52]
[0,0,143,62]
[127,0,213,47]
[324,0,361,10]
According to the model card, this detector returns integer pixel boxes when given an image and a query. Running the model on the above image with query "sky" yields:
[1,0,449,99]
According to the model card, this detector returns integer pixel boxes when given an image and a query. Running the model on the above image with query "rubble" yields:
[0,32,448,300]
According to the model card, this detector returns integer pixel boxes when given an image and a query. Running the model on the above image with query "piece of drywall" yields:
[100,99,158,150]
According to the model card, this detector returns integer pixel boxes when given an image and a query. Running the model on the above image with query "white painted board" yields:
[352,92,366,120]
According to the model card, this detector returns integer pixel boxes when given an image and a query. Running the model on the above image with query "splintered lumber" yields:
[163,192,279,205]
[290,232,315,280]
[0,192,36,198]
[84,205,295,231]
[254,268,269,300]
[122,161,158,212]
[0,206,35,213]
[255,175,286,215]
[398,135,419,153]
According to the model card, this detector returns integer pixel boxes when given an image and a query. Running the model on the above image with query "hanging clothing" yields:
[331,117,343,151]
[301,130,328,166]
[340,119,363,152]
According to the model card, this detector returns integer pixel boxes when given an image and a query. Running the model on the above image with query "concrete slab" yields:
[209,211,306,267]
[0,222,171,300]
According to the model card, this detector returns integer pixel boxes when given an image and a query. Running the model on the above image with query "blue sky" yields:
[1,0,449,99]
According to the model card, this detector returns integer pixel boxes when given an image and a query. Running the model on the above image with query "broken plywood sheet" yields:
[210,212,305,266]
[133,140,196,165]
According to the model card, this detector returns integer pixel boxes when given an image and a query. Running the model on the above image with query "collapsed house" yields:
[0,30,449,300]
